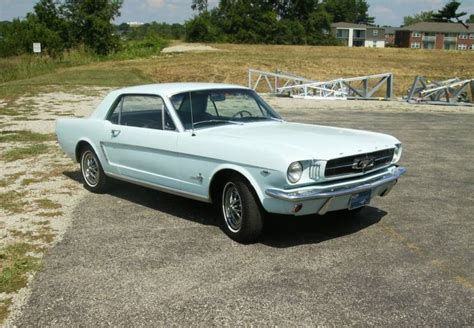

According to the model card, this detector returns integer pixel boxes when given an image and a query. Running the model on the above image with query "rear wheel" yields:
[80,145,109,193]
[220,175,263,243]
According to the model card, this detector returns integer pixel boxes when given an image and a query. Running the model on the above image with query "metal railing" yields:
[444,36,457,42]
[422,36,436,42]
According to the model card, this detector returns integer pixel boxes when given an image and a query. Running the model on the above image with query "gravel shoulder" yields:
[0,88,110,326]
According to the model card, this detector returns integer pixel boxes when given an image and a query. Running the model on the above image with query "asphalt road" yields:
[17,105,473,326]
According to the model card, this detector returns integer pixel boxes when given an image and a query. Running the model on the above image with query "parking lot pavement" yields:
[16,106,473,326]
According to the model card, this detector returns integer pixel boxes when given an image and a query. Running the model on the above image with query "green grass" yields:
[0,130,55,143]
[0,65,154,102]
[0,243,41,294]
[0,191,27,213]
[0,39,168,85]
[3,143,50,161]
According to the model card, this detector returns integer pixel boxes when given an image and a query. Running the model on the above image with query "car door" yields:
[101,94,180,190]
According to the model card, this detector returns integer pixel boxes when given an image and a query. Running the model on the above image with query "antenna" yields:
[189,92,196,136]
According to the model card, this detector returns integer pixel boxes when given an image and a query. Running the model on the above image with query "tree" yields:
[191,0,208,13]
[323,0,374,25]
[185,0,338,45]
[467,14,474,24]
[432,0,467,23]
[403,11,433,26]
[33,0,72,49]
[64,0,123,55]
[354,0,374,25]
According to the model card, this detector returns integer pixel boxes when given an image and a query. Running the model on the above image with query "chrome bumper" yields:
[265,166,406,202]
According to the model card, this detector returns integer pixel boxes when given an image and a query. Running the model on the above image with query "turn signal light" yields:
[293,204,303,213]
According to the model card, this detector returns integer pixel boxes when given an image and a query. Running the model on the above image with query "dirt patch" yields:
[162,44,220,53]
[1,88,110,134]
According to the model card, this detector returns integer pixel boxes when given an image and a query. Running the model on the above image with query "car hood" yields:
[199,121,399,160]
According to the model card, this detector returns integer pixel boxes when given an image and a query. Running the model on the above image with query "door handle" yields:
[111,129,121,137]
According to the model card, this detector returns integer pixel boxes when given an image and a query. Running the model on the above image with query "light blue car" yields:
[56,83,406,243]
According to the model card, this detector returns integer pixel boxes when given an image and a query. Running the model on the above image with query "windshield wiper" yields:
[192,120,243,128]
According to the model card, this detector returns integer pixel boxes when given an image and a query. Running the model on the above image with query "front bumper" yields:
[263,166,406,215]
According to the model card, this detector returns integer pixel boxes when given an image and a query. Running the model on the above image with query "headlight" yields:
[287,161,303,183]
[392,143,403,163]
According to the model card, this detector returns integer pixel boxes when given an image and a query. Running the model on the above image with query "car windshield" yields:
[170,89,282,130]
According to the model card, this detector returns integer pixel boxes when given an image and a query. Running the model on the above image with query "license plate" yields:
[349,190,371,209]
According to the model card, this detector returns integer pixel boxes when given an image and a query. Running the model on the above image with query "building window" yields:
[412,31,421,37]
[469,34,474,39]
[411,42,421,49]
[469,45,474,50]
[458,44,467,50]
[459,33,468,39]
[373,29,378,36]
[336,29,349,38]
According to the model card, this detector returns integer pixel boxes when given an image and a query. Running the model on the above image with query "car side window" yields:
[107,95,175,131]
[121,95,163,130]
[107,98,122,125]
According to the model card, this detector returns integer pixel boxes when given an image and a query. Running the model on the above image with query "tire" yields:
[220,175,264,243]
[79,145,110,193]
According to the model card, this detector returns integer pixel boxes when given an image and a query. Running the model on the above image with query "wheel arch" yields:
[208,165,264,205]
[75,139,101,163]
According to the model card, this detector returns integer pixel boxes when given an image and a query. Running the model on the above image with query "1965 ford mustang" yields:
[56,83,405,243]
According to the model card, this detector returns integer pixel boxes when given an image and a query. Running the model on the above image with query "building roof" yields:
[384,27,398,34]
[331,22,380,30]
[400,22,474,33]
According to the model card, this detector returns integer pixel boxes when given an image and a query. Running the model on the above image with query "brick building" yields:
[395,22,474,50]
[384,27,398,46]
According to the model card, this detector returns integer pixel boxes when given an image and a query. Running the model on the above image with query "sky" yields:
[0,0,473,27]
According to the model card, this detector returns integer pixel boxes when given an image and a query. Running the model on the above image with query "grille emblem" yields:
[352,157,376,172]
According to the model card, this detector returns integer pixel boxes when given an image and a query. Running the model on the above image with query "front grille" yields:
[325,148,394,178]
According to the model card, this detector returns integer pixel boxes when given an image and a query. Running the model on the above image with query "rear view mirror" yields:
[210,93,225,102]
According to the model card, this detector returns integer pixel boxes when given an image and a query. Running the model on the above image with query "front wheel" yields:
[220,176,264,243]
[80,145,110,193]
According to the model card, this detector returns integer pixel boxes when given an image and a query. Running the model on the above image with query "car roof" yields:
[115,82,249,97]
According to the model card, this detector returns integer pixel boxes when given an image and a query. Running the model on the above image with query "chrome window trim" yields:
[105,93,180,133]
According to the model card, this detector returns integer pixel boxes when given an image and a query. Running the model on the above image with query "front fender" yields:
[208,163,280,204]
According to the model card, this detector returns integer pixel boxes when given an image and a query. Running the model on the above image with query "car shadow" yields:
[63,171,387,248]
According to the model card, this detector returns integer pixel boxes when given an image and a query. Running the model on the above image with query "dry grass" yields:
[122,44,474,96]
[2,44,470,100]
[0,299,12,323]
[37,211,64,217]
[0,172,25,188]
[34,198,62,210]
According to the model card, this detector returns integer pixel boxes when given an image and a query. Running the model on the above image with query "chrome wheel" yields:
[81,151,100,187]
[222,182,243,233]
